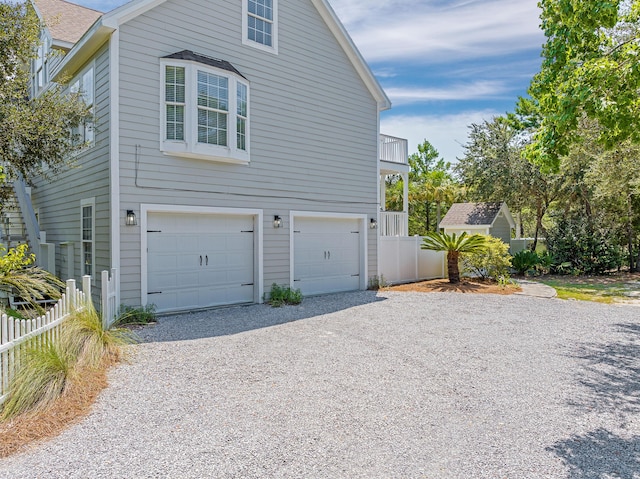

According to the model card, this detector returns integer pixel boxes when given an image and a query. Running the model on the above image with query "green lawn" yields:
[539,279,637,304]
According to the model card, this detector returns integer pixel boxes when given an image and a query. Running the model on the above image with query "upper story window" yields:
[31,34,50,96]
[161,51,250,164]
[70,64,95,146]
[243,0,278,54]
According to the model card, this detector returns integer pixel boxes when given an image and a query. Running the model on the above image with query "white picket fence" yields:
[101,268,118,328]
[0,269,119,407]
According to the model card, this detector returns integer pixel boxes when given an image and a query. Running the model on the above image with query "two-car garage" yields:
[142,207,367,313]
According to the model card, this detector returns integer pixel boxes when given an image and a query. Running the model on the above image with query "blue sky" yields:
[72,0,545,162]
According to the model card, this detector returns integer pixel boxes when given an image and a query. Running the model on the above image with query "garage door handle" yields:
[205,255,208,266]
[324,251,327,259]
[200,255,202,266]
[328,251,331,259]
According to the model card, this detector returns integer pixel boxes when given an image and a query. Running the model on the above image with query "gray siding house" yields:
[28,0,401,313]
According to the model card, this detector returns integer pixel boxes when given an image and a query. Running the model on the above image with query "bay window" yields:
[161,52,250,164]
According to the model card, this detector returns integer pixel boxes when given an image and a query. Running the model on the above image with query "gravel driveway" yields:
[0,291,639,478]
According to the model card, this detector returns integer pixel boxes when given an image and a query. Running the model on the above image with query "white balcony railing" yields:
[380,134,408,165]
[380,211,408,237]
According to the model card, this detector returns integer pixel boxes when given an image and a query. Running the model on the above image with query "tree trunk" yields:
[436,202,442,232]
[447,251,460,283]
[627,198,637,272]
[425,201,431,232]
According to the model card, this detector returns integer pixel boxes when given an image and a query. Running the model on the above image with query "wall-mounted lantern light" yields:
[126,210,137,226]
[370,218,378,229]
[273,215,282,228]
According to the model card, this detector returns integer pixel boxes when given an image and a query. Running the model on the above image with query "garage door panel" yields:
[294,217,362,296]
[147,212,255,312]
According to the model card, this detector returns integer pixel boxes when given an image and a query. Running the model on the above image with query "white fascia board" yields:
[311,0,391,112]
[50,21,113,81]
[50,0,168,81]
[101,0,168,28]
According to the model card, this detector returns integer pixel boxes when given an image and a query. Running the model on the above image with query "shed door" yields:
[293,217,361,296]
[147,213,254,312]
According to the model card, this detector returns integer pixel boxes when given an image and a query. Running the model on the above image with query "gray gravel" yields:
[1,291,639,478]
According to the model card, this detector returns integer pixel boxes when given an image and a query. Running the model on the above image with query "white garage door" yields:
[147,213,255,312]
[293,217,362,296]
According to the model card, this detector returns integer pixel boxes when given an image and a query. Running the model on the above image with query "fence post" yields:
[66,279,76,311]
[82,275,92,307]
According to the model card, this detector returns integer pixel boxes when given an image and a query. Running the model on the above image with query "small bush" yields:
[1,341,75,420]
[267,283,302,307]
[115,304,157,325]
[461,235,512,281]
[511,250,540,276]
[367,275,387,290]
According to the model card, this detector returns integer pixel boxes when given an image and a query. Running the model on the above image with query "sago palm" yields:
[421,232,487,283]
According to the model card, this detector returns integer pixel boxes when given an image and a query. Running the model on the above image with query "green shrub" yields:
[546,213,625,274]
[115,304,157,325]
[460,235,512,281]
[367,275,387,290]
[1,340,75,420]
[267,283,302,307]
[511,250,541,276]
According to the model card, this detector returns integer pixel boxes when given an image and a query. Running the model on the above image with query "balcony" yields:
[380,211,408,237]
[380,134,409,174]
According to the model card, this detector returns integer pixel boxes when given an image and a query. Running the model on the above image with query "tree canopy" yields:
[0,1,89,182]
[525,0,640,171]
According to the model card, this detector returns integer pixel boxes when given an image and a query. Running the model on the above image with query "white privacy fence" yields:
[379,236,446,284]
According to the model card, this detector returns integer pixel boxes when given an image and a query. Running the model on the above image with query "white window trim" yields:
[160,59,250,164]
[242,0,279,54]
[32,33,51,97]
[69,61,96,148]
[80,197,96,282]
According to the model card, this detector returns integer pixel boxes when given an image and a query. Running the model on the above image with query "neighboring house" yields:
[26,0,405,313]
[439,202,515,245]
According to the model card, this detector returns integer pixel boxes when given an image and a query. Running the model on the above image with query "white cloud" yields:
[330,0,543,64]
[381,109,502,163]
[386,80,506,104]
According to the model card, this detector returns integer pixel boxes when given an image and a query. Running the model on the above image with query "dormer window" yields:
[161,51,250,164]
[243,0,278,53]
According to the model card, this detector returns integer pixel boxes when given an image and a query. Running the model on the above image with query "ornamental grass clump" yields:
[61,303,136,369]
[1,341,76,420]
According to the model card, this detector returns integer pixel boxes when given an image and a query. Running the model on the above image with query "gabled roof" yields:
[40,0,391,110]
[439,202,515,229]
[32,0,102,47]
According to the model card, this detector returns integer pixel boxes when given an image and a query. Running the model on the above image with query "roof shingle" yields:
[439,202,505,227]
[33,0,102,45]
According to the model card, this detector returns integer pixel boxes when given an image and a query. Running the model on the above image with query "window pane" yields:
[248,16,272,46]
[166,105,185,140]
[237,83,248,117]
[237,117,246,150]
[249,0,273,21]
[83,243,92,276]
[198,109,227,146]
[82,68,94,106]
[197,71,228,111]
[165,66,185,103]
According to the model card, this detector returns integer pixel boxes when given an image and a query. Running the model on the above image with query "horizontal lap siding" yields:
[118,0,379,305]
[32,45,111,301]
